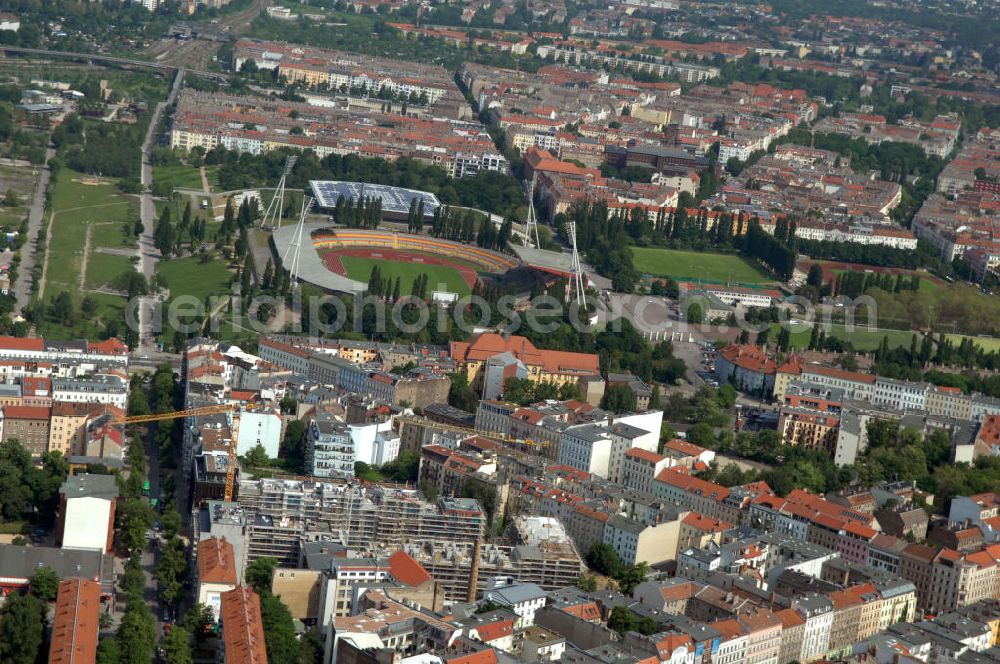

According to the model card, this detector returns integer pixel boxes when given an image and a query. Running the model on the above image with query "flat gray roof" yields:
[272,222,367,294]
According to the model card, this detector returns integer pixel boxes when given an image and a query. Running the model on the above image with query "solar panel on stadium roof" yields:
[309,181,440,215]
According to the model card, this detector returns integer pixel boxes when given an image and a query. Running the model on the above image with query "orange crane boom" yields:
[116,403,242,501]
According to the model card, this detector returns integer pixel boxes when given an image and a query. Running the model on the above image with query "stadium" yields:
[272,225,520,296]
[272,180,590,297]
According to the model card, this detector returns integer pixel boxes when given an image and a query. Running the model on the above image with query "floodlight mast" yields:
[260,155,298,229]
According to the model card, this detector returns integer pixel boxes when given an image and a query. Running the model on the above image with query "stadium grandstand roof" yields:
[310,180,441,216]
[509,244,580,279]
[272,222,367,294]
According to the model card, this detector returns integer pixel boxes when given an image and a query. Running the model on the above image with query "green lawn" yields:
[632,247,770,285]
[831,268,944,294]
[339,255,472,297]
[153,163,208,191]
[91,221,136,249]
[773,322,1000,353]
[775,322,916,351]
[85,254,134,291]
[45,171,136,301]
[157,255,234,302]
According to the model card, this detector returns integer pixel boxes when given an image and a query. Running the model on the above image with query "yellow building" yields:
[449,333,600,394]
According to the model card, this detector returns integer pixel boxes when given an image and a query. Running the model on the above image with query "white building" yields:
[308,416,355,479]
[0,13,20,31]
[236,409,284,457]
[872,378,928,412]
[621,448,670,495]
[57,474,117,554]
[557,424,613,477]
[482,580,547,628]
[51,373,129,407]
[795,595,833,662]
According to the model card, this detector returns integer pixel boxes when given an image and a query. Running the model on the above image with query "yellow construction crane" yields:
[396,415,548,449]
[116,403,242,502]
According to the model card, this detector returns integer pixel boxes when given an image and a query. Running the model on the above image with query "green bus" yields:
[142,480,150,496]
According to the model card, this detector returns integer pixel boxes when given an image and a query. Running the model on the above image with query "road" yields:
[14,147,55,315]
[137,68,185,355]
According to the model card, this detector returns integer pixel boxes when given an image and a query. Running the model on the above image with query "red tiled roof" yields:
[49,578,101,664]
[663,439,708,457]
[682,512,732,532]
[450,333,598,376]
[475,619,514,643]
[388,550,432,587]
[625,447,666,464]
[198,537,238,586]
[220,587,268,664]
[4,404,50,419]
[0,336,44,351]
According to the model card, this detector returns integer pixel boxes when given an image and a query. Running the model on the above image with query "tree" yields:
[28,565,60,601]
[96,638,120,664]
[600,384,637,414]
[3,188,18,207]
[577,574,598,592]
[260,591,301,664]
[585,543,622,578]
[686,300,705,324]
[0,593,45,663]
[116,597,156,664]
[246,557,278,595]
[161,510,181,539]
[807,263,824,288]
[161,625,193,664]
[183,603,215,648]
[242,443,269,468]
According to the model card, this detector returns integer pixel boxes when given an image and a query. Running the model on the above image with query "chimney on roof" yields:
[467,534,482,604]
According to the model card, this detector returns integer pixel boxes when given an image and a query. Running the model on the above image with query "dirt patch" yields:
[73,176,113,186]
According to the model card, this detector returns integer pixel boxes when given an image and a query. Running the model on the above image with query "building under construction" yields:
[237,479,485,567]
[398,516,584,603]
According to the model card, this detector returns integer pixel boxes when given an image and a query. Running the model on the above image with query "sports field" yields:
[339,256,472,297]
[632,247,770,284]
[774,322,1000,353]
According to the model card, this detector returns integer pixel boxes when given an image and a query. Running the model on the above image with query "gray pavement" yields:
[137,69,185,354]
[14,147,55,315]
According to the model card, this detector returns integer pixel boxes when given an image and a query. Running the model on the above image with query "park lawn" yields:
[0,205,25,229]
[45,172,134,300]
[153,163,207,191]
[36,292,126,341]
[157,255,234,302]
[631,247,770,285]
[946,334,1000,353]
[775,322,917,351]
[339,255,472,297]
[203,165,221,190]
[85,254,134,290]
[831,268,945,294]
[91,221,137,249]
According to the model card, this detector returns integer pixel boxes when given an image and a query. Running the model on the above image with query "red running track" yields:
[323,248,479,289]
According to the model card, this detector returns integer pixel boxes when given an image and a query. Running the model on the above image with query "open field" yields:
[773,322,1000,353]
[632,247,771,285]
[153,163,208,191]
[45,172,137,299]
[829,268,944,294]
[84,254,133,291]
[37,172,140,338]
[338,255,472,297]
[157,255,233,303]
